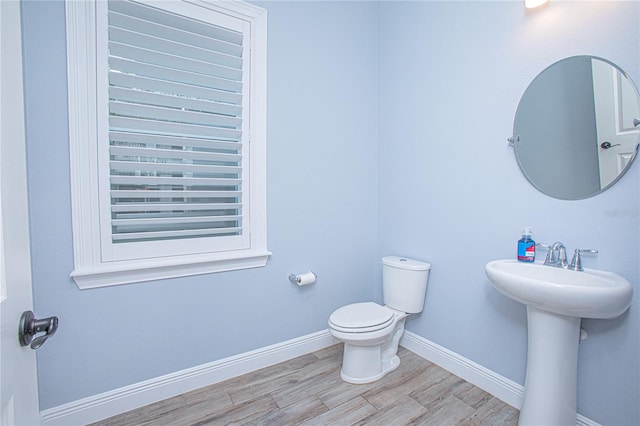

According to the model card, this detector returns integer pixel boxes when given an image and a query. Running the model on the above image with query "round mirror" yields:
[513,56,640,200]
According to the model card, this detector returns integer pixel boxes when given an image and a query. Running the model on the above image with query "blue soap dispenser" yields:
[517,227,535,262]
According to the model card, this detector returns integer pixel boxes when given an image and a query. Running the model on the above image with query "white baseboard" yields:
[400,331,524,409]
[400,331,600,426]
[40,330,337,426]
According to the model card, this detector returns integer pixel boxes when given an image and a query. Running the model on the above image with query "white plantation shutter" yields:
[66,0,269,287]
[102,0,251,259]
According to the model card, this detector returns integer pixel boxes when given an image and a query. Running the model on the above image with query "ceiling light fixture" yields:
[525,0,550,9]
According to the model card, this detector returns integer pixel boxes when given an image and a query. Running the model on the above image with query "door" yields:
[1,1,41,425]
[593,58,640,188]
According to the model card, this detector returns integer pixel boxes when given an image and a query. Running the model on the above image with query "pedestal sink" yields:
[485,259,633,426]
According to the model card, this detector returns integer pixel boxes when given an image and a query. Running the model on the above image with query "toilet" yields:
[328,256,431,384]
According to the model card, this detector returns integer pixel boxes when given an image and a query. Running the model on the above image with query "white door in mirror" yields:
[593,59,640,188]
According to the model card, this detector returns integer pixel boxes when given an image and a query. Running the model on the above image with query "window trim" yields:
[66,0,269,289]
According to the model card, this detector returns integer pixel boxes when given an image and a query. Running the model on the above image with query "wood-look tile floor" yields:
[91,344,519,426]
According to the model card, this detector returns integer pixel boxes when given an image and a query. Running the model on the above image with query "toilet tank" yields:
[382,256,431,313]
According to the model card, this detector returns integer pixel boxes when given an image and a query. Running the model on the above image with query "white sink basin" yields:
[485,259,633,319]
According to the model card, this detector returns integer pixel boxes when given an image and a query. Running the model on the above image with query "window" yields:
[66,0,269,288]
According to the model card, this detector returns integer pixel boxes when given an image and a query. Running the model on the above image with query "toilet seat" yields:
[329,302,395,333]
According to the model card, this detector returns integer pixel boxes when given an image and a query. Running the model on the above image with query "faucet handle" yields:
[569,249,598,271]
[536,243,552,264]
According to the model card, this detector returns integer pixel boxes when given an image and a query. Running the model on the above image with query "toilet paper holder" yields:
[289,271,317,286]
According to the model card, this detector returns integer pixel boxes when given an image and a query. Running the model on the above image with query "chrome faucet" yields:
[537,241,598,271]
[545,241,568,268]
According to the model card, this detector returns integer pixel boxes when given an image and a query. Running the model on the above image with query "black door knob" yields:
[600,141,621,150]
[18,311,58,349]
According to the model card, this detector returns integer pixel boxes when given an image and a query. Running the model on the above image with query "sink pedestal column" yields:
[520,307,580,426]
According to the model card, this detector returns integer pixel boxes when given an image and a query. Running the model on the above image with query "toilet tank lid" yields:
[383,256,431,271]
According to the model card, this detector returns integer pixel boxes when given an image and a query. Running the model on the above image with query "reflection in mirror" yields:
[513,56,640,200]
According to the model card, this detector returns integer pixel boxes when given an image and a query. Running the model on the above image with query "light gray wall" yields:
[377,2,639,425]
[21,1,640,425]
[22,0,379,409]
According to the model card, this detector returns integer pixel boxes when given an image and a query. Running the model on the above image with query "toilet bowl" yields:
[328,256,431,384]
[329,302,408,383]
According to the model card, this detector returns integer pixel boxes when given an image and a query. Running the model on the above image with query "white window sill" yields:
[71,250,272,289]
